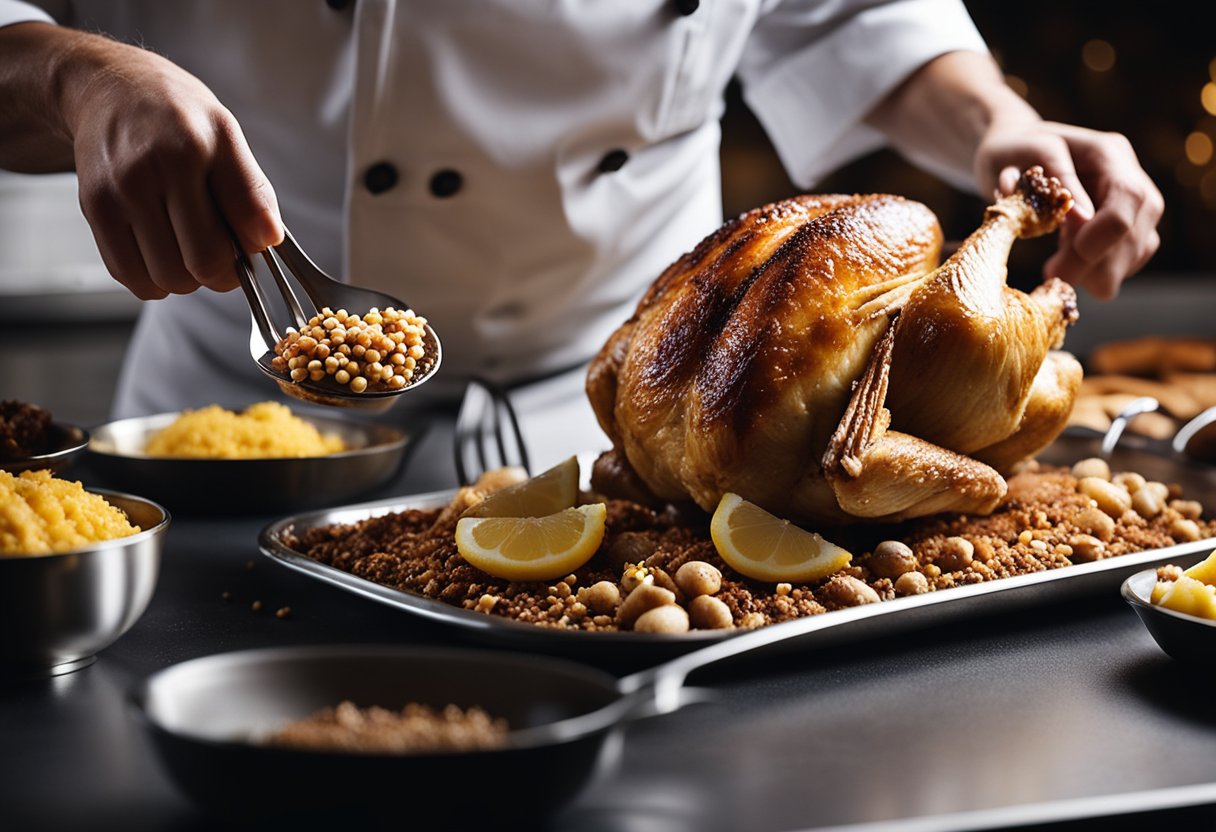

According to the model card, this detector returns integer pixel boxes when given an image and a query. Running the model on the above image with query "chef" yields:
[0,0,1162,474]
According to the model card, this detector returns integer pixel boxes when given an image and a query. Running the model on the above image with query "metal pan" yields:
[258,430,1216,661]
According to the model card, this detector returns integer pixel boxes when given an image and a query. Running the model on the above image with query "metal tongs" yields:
[233,229,442,411]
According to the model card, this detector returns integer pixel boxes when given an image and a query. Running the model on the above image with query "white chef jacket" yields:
[1,0,987,467]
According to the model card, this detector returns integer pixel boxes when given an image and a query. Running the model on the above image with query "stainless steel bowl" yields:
[0,491,169,680]
[1122,565,1216,663]
[87,410,411,515]
[0,421,89,474]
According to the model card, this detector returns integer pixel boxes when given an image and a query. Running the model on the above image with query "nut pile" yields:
[272,306,432,393]
[286,461,1215,633]
[263,701,508,754]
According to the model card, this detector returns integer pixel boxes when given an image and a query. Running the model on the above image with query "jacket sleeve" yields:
[0,0,62,28]
[737,0,990,190]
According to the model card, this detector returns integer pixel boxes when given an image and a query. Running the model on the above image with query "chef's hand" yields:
[974,121,1164,300]
[0,23,283,299]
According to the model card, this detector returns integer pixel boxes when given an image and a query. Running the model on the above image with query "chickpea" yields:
[688,595,733,629]
[894,571,929,596]
[869,540,916,579]
[936,537,974,572]
[1073,506,1116,542]
[674,561,722,598]
[634,604,690,634]
[577,581,621,615]
[1071,458,1111,481]
[1142,482,1170,503]
[819,575,880,608]
[1131,488,1164,519]
[1170,518,1201,543]
[1112,472,1146,493]
[1068,534,1104,563]
[1169,500,1204,521]
[272,306,430,394]
[616,584,675,629]
[1078,477,1132,518]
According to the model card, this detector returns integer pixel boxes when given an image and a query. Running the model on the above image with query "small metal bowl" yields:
[87,410,411,515]
[1122,566,1216,663]
[0,421,89,474]
[0,490,169,681]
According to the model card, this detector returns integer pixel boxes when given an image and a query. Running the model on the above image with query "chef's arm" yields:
[864,49,1163,299]
[0,21,282,298]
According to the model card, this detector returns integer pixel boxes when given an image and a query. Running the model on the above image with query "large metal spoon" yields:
[236,229,442,412]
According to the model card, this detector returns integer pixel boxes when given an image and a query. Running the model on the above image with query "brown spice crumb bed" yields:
[284,466,1216,632]
[264,701,508,754]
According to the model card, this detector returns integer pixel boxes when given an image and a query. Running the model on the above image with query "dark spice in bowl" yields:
[0,400,53,460]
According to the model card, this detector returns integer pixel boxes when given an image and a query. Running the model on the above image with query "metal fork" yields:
[234,228,443,412]
[453,377,531,486]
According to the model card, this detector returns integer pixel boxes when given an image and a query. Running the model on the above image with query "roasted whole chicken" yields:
[587,167,1081,524]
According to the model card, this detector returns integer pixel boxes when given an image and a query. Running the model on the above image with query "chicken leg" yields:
[885,167,1078,455]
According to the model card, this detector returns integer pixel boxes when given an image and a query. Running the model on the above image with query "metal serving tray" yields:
[258,432,1216,659]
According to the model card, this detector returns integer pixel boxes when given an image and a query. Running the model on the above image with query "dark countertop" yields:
[3,281,1216,832]
[4,423,1216,832]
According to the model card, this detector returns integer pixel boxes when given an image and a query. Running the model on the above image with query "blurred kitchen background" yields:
[2,1,1214,426]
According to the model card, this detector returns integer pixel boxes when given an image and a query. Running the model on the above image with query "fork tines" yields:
[454,377,531,486]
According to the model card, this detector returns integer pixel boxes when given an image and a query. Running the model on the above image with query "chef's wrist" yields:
[45,26,135,140]
[0,21,83,170]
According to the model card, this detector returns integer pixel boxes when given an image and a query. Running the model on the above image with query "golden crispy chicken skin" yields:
[588,167,1079,524]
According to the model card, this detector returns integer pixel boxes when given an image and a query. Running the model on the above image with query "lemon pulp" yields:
[710,492,851,583]
[455,503,606,581]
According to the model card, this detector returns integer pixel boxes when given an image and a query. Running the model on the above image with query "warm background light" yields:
[1082,39,1116,72]
[1202,82,1216,116]
[1185,131,1214,165]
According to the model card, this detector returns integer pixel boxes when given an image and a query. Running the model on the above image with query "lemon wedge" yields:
[455,503,607,581]
[710,492,852,583]
[462,456,580,519]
